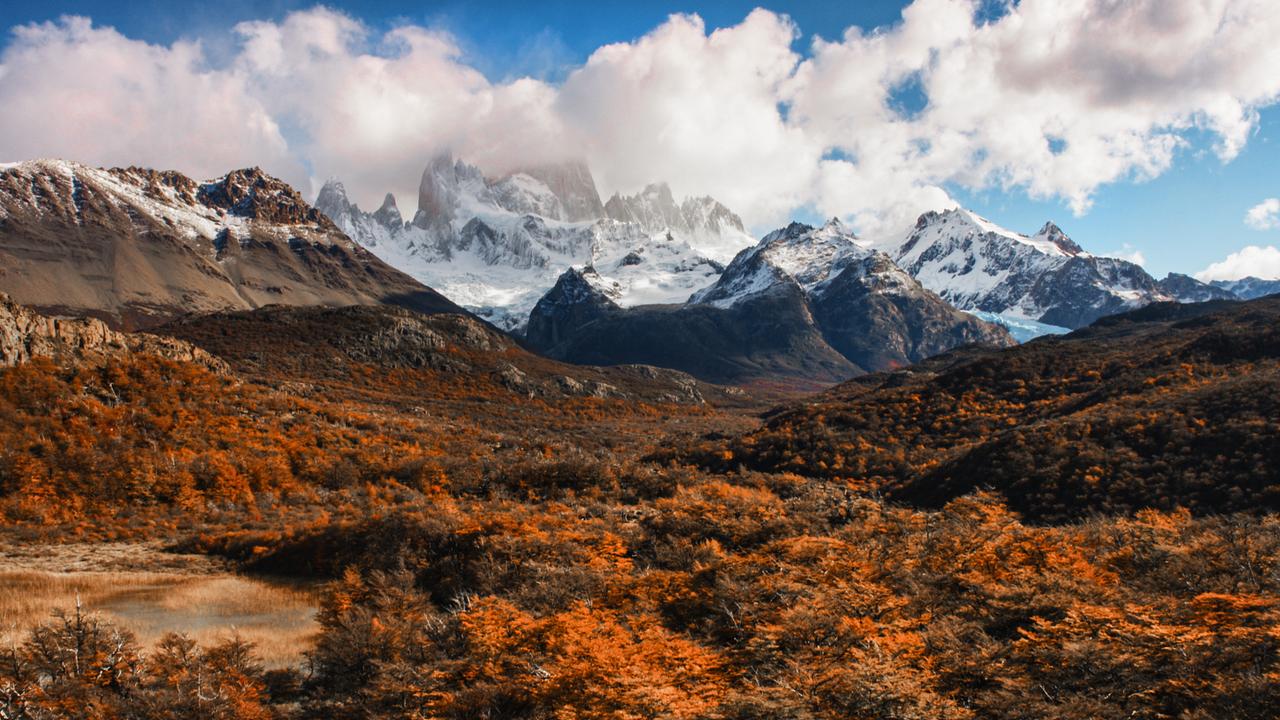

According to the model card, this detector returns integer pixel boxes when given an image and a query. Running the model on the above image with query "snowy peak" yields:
[372,193,402,228]
[605,182,747,239]
[315,179,402,248]
[413,153,489,230]
[756,218,866,286]
[1158,273,1237,303]
[1210,277,1280,300]
[894,207,1167,329]
[489,173,564,219]
[681,195,746,235]
[605,183,682,232]
[514,160,605,222]
[908,208,1077,259]
[318,155,755,330]
[1034,221,1084,256]
[315,179,352,217]
[692,218,875,308]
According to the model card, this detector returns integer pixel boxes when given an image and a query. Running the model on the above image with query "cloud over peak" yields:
[1,1,1278,234]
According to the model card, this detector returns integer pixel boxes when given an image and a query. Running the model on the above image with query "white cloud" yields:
[1245,198,1280,230]
[1106,244,1147,267]
[1196,245,1280,281]
[1,2,1279,234]
[556,10,821,225]
[0,17,299,186]
[795,0,1280,236]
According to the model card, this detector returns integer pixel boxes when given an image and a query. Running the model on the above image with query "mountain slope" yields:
[672,295,1279,521]
[1210,276,1280,300]
[528,269,859,387]
[891,209,1170,329]
[0,291,221,370]
[0,160,461,329]
[157,303,732,407]
[527,220,1011,385]
[1158,273,1238,303]
[317,155,749,329]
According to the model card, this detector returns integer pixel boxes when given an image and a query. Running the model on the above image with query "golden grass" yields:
[0,569,319,669]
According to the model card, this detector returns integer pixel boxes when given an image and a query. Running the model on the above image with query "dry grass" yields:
[0,547,319,669]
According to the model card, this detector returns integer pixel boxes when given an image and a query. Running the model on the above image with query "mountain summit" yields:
[0,159,460,329]
[526,218,1012,385]
[890,208,1170,329]
[316,156,751,330]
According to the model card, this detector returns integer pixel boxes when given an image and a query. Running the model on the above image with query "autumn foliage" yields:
[3,298,1280,718]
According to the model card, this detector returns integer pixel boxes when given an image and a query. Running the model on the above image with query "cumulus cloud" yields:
[1196,245,1280,281]
[1245,198,1280,230]
[0,16,299,185]
[557,10,821,224]
[796,0,1280,235]
[1,1,1279,233]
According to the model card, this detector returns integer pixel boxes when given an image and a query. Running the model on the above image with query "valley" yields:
[0,157,1277,719]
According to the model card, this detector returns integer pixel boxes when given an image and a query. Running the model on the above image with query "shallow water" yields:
[0,545,320,668]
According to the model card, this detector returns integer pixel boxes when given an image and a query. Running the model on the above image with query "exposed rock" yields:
[0,159,463,329]
[525,268,621,350]
[1210,276,1280,300]
[893,208,1171,329]
[1157,273,1238,303]
[523,220,1011,385]
[0,292,224,371]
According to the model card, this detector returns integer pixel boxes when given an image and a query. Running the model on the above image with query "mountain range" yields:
[525,219,1013,385]
[0,156,1275,391]
[315,154,750,330]
[0,159,460,329]
[670,294,1280,522]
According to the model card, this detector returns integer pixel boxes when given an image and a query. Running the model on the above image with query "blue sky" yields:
[1,1,1277,280]
[0,1,914,77]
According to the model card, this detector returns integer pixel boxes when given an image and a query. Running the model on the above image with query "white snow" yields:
[966,310,1070,342]
[889,207,1163,325]
[326,158,753,330]
[690,218,908,309]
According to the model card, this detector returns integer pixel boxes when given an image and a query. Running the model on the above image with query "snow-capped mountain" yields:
[603,182,747,260]
[0,159,458,329]
[316,155,753,330]
[888,208,1171,329]
[1210,276,1280,300]
[691,219,889,307]
[1158,273,1238,303]
[526,218,1013,385]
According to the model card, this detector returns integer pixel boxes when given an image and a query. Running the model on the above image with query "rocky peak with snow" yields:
[0,159,460,328]
[525,267,621,351]
[1210,276,1280,300]
[604,182,747,239]
[196,167,335,227]
[317,155,752,331]
[1034,221,1084,255]
[315,180,403,249]
[515,160,606,222]
[1158,273,1238,303]
[372,193,403,228]
[413,153,489,231]
[892,207,1169,329]
[691,218,870,308]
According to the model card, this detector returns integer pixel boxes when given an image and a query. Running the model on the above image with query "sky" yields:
[1,0,1278,281]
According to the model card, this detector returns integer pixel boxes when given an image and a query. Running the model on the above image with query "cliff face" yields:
[0,292,224,371]
[0,160,462,330]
